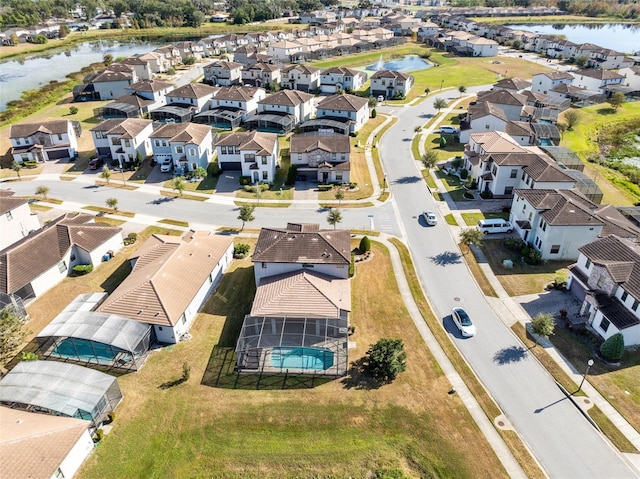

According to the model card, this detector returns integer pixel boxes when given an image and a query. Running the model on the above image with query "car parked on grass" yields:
[439,126,459,135]
[88,157,104,170]
[451,307,476,337]
[422,210,437,226]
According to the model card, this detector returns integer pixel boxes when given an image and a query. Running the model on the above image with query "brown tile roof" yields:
[111,93,154,108]
[204,60,243,70]
[215,131,278,156]
[541,196,603,226]
[321,66,362,76]
[0,406,90,479]
[468,102,508,122]
[0,196,28,216]
[290,134,350,154]
[317,93,369,112]
[536,71,573,81]
[493,77,531,91]
[103,118,152,139]
[505,121,533,137]
[127,79,174,92]
[477,89,527,106]
[0,213,121,295]
[149,123,211,145]
[251,270,351,318]
[91,118,124,132]
[98,231,232,327]
[252,223,350,266]
[470,131,525,153]
[594,205,640,241]
[259,89,314,107]
[281,64,321,75]
[91,70,133,83]
[575,68,625,81]
[9,120,70,139]
[523,156,575,183]
[165,83,218,99]
[214,85,262,102]
[488,152,538,166]
[370,69,413,81]
[579,235,640,300]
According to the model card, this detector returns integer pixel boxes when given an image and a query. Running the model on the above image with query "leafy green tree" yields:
[100,165,112,185]
[334,187,344,208]
[173,176,185,196]
[69,106,79,115]
[459,228,484,248]
[564,109,580,131]
[0,307,30,366]
[237,204,255,230]
[106,197,118,213]
[326,208,342,229]
[252,184,263,205]
[600,333,624,362]
[364,338,407,383]
[359,236,371,253]
[183,55,196,65]
[32,34,48,44]
[608,91,625,111]
[103,53,114,66]
[424,87,431,96]
[458,85,467,97]
[368,96,378,108]
[574,54,589,68]
[433,98,447,112]
[371,108,377,118]
[58,25,70,37]
[531,312,555,346]
[35,185,49,200]
[421,150,438,169]
[193,166,207,179]
[11,161,22,179]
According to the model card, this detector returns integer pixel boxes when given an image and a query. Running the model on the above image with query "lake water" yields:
[366,54,432,72]
[508,23,640,53]
[0,40,160,111]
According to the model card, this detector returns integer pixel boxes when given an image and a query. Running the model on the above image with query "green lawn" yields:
[426,134,465,163]
[77,243,509,479]
[461,212,510,226]
[435,169,472,202]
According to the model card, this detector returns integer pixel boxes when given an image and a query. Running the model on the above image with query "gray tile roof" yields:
[259,89,314,106]
[9,120,70,139]
[317,93,369,112]
[290,134,350,154]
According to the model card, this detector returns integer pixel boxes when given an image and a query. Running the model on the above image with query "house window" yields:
[162,140,168,147]
[261,157,267,165]
[15,138,21,145]
[181,314,187,325]
[504,186,513,195]
[261,262,266,268]
[155,140,161,146]
[599,317,610,333]
[298,153,303,161]
[332,153,336,161]
[550,245,560,254]
[621,291,628,302]
[510,169,518,178]
[336,172,343,181]
[633,300,639,312]
[262,171,268,180]
[302,263,314,268]
[245,154,255,163]
[124,139,131,147]
[57,134,63,140]
[542,221,546,232]
[176,146,184,154]
[189,148,196,156]
[341,153,346,161]
[585,258,592,269]
[5,211,12,221]
[221,146,227,154]
[597,276,605,289]
[58,261,67,273]
[70,254,76,262]
[54,467,65,478]
[111,138,121,145]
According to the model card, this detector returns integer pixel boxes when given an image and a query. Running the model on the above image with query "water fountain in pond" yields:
[373,54,385,71]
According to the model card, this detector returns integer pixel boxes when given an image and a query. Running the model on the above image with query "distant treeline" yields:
[449,0,638,18]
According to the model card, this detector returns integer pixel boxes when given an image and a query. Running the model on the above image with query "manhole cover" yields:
[584,399,591,404]
[497,420,505,427]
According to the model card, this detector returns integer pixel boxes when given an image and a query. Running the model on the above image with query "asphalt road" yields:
[379,89,638,478]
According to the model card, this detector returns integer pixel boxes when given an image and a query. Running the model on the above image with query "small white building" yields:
[98,230,234,344]
[0,194,41,250]
[149,123,214,174]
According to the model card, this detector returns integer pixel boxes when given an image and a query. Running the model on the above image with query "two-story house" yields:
[0,194,41,250]
[567,235,640,346]
[119,56,153,81]
[251,223,351,285]
[214,131,279,183]
[268,40,303,61]
[203,60,243,86]
[150,123,214,175]
[319,67,367,94]
[290,134,351,184]
[370,70,414,99]
[10,120,81,163]
[531,71,574,94]
[459,102,509,144]
[476,89,527,121]
[571,68,625,94]
[151,83,219,123]
[246,90,316,134]
[87,66,137,100]
[315,93,370,134]
[193,85,265,129]
[90,118,153,168]
[241,63,281,89]
[280,64,321,92]
[492,77,532,94]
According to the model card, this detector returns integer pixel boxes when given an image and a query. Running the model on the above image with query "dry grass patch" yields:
[28,203,53,213]
[94,217,126,227]
[460,244,498,297]
[78,241,509,479]
[480,239,571,296]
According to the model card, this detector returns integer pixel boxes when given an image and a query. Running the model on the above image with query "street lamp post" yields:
[383,175,387,194]
[440,79,444,90]
[120,168,126,186]
[579,359,594,391]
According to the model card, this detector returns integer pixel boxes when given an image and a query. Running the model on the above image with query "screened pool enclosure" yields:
[236,316,349,377]
[0,361,122,425]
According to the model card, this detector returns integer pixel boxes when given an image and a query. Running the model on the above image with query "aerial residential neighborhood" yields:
[0,2,639,478]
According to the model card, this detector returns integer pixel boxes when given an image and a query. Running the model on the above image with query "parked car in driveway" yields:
[88,157,104,170]
[422,210,437,226]
[451,307,476,337]
[160,159,173,173]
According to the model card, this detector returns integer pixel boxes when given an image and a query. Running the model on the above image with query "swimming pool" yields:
[52,338,128,365]
[270,347,334,370]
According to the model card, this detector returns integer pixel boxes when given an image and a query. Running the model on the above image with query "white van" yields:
[439,126,459,135]
[477,218,513,235]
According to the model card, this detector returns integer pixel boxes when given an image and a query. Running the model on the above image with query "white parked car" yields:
[160,159,173,173]
[422,210,437,226]
[377,95,385,103]
[451,307,476,337]
[439,126,459,135]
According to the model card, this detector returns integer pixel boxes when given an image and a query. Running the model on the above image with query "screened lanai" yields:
[35,293,152,372]
[298,118,351,135]
[0,361,122,425]
[541,146,584,171]
[236,316,348,377]
[244,112,296,134]
[192,108,244,129]
[564,169,604,204]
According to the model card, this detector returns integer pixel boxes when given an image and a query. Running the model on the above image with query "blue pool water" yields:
[366,55,432,73]
[539,139,553,146]
[52,338,123,364]
[270,347,334,370]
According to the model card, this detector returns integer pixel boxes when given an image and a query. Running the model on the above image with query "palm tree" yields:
[11,161,22,180]
[173,176,185,196]
[326,208,342,229]
[459,228,484,249]
[433,98,447,113]
[35,185,49,200]
[100,166,112,185]
[237,205,255,230]
[458,85,467,97]
[421,150,439,170]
